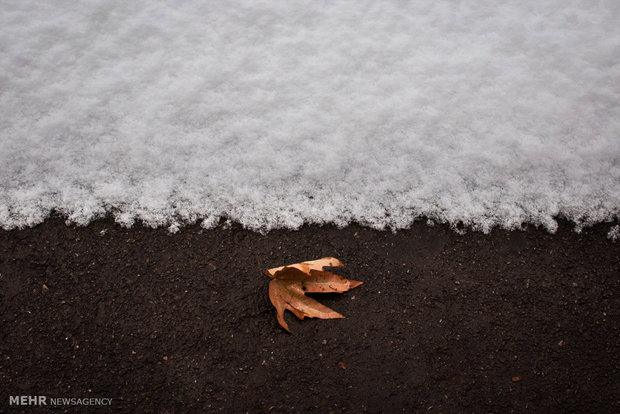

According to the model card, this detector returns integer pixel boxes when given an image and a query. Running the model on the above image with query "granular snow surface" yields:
[1,0,619,233]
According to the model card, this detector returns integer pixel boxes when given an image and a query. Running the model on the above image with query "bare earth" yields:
[1,217,618,412]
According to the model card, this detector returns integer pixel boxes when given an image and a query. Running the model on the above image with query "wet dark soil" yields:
[1,217,619,412]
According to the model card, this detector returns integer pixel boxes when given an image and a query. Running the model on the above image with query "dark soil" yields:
[1,217,619,413]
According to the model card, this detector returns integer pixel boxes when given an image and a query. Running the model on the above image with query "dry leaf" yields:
[264,257,345,278]
[266,257,363,332]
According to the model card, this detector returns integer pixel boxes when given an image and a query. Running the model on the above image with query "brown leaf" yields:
[265,257,344,278]
[266,257,363,332]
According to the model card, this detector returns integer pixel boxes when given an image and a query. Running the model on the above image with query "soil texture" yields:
[1,217,619,412]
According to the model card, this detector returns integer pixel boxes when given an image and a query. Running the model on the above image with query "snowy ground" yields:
[1,0,618,233]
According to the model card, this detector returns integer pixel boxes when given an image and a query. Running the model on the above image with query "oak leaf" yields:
[265,258,363,332]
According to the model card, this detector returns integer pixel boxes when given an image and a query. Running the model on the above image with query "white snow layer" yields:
[1,0,619,233]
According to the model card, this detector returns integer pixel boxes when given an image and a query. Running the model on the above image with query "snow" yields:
[1,0,619,233]
[608,225,620,242]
